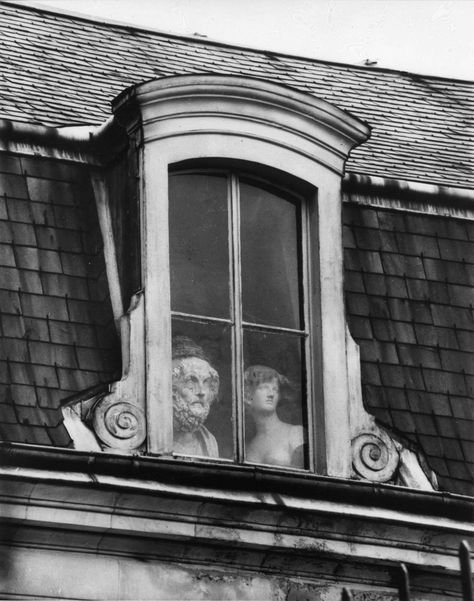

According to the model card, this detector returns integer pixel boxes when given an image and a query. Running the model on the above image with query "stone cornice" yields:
[112,75,370,177]
[0,465,472,577]
[114,74,370,150]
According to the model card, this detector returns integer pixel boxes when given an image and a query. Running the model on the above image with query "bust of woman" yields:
[244,365,305,468]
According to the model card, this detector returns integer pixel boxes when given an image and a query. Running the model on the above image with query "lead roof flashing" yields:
[344,174,474,219]
[0,117,128,164]
[0,117,472,216]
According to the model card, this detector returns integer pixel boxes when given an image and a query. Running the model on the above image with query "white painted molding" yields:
[90,170,124,325]
[114,75,370,177]
[61,405,102,452]
[398,447,437,491]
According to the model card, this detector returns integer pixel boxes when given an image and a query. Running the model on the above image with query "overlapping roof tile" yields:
[343,203,474,496]
[0,2,473,187]
[0,154,120,447]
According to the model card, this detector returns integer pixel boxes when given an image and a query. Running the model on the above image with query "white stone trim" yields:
[90,170,124,324]
[0,468,471,570]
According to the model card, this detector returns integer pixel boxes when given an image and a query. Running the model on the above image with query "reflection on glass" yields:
[240,181,302,329]
[169,174,229,318]
[243,330,307,468]
[172,318,233,459]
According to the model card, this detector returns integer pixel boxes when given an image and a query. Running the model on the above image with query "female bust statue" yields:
[244,365,305,468]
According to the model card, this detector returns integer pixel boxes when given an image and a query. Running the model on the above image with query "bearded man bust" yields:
[171,336,220,458]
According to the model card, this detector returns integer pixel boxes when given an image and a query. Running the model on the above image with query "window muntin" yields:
[169,170,310,469]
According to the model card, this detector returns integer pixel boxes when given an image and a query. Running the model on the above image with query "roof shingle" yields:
[0,2,473,187]
[344,203,474,496]
[0,154,120,448]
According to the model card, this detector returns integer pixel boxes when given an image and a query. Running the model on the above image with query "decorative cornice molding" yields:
[114,74,371,149]
[112,75,370,176]
[0,468,471,574]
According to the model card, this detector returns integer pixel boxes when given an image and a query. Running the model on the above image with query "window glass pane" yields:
[243,329,308,469]
[240,181,302,329]
[171,317,233,460]
[169,174,229,318]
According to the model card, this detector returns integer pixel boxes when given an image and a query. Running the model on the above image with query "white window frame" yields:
[112,74,370,477]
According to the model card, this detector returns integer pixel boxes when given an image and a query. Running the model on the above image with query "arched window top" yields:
[113,74,370,177]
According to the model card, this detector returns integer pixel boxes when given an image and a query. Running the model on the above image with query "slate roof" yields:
[0,154,120,446]
[0,1,473,188]
[343,203,474,496]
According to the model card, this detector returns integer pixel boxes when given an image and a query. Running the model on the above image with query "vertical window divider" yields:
[301,197,315,472]
[229,173,245,463]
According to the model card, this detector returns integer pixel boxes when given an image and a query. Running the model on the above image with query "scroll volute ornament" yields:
[351,431,399,483]
[91,292,146,452]
[346,327,435,489]
[92,395,146,450]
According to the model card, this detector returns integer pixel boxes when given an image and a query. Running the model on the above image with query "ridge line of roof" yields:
[2,0,473,85]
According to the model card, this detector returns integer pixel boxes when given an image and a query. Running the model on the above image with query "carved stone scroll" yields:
[351,432,399,483]
[90,291,146,451]
[62,291,146,453]
[92,395,146,450]
[346,326,436,489]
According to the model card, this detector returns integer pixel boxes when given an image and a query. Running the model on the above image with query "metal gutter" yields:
[1,442,472,521]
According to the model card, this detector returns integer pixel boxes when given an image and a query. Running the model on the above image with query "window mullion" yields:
[229,173,245,463]
[301,198,315,472]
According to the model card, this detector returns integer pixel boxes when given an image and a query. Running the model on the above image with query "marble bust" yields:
[244,365,304,468]
[172,336,219,458]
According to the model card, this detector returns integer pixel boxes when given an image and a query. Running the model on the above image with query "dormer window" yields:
[64,74,388,481]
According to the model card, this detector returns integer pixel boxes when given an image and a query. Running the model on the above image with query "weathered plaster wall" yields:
[0,544,415,600]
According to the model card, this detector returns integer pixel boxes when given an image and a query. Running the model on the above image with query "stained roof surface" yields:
[343,203,474,496]
[0,155,119,447]
[1,2,473,188]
